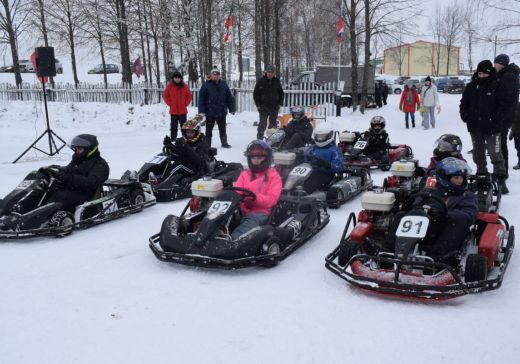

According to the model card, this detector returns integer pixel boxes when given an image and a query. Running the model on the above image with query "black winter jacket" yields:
[177,133,210,173]
[198,80,235,117]
[253,76,284,109]
[459,73,507,134]
[413,186,478,227]
[496,63,520,127]
[365,129,389,154]
[62,151,110,195]
[284,117,313,144]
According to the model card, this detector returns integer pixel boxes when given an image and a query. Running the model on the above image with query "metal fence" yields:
[0,81,338,117]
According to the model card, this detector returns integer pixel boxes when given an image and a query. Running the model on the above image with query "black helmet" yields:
[433,134,462,160]
[435,157,471,194]
[70,134,99,158]
[290,106,305,121]
[370,116,386,133]
[246,140,273,173]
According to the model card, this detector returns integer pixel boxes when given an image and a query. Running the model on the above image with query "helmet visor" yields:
[434,139,461,153]
[70,135,92,148]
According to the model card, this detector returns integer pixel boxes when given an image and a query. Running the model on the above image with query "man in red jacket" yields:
[162,70,193,139]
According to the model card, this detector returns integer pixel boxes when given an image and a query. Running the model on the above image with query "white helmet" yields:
[314,123,334,147]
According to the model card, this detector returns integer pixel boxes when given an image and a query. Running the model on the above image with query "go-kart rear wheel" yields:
[49,210,74,237]
[261,236,282,268]
[464,254,488,282]
[130,189,145,205]
[338,240,360,267]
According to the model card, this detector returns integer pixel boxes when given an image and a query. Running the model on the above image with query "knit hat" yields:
[172,70,182,78]
[265,64,276,73]
[494,54,510,67]
[210,66,220,75]
[425,76,431,83]
[477,60,495,75]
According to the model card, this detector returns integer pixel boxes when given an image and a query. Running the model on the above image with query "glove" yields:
[315,158,331,170]
[416,104,420,112]
[509,130,514,141]
[55,171,73,185]
[399,104,403,111]
[163,135,172,146]
[423,204,444,221]
[230,112,236,115]
[175,137,186,148]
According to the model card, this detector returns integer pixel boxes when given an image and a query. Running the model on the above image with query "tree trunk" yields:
[2,0,22,86]
[349,0,359,112]
[137,0,148,83]
[360,0,371,114]
[115,0,132,85]
[237,2,243,85]
[143,0,153,83]
[254,0,262,78]
[66,5,79,87]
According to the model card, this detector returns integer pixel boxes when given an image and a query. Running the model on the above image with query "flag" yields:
[223,3,234,42]
[134,57,143,78]
[336,8,345,43]
[31,51,48,84]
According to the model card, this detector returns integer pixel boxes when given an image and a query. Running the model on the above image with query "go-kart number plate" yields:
[148,155,167,164]
[17,180,33,189]
[354,141,367,149]
[207,201,231,215]
[289,166,311,177]
[396,216,429,238]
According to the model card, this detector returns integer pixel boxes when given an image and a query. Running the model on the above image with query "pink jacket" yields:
[233,168,282,216]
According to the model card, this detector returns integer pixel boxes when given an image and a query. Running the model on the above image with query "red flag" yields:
[134,57,143,78]
[224,15,234,29]
[31,51,49,84]
[336,9,345,43]
[224,31,230,43]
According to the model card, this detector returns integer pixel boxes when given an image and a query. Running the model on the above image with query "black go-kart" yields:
[149,178,330,269]
[278,156,372,209]
[134,143,242,202]
[338,131,413,171]
[0,167,156,239]
[325,190,515,300]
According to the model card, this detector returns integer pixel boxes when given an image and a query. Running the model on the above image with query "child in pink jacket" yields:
[231,140,282,239]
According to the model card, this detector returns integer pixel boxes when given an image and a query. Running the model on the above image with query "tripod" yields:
[13,80,66,163]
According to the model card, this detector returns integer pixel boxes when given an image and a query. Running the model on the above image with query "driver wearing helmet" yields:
[364,116,389,161]
[231,140,282,240]
[163,117,210,174]
[302,123,344,194]
[282,105,313,150]
[382,158,478,262]
[44,134,110,211]
[426,134,465,175]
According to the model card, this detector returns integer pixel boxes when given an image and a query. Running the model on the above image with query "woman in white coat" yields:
[420,76,441,129]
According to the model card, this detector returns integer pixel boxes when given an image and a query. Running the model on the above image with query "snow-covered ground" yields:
[0,94,518,364]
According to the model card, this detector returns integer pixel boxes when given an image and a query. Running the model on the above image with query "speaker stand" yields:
[13,81,66,163]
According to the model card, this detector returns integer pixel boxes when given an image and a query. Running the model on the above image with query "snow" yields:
[0,94,518,364]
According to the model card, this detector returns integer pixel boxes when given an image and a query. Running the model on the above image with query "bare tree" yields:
[0,0,29,86]
[441,3,464,75]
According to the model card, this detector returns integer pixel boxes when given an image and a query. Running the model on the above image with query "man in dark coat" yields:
[459,60,508,192]
[382,80,389,105]
[198,67,235,148]
[281,106,313,150]
[253,65,284,140]
[45,134,110,212]
[374,81,383,108]
[510,103,520,169]
[494,54,520,181]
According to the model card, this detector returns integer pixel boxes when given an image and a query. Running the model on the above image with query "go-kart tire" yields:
[338,240,360,267]
[261,236,282,268]
[130,189,145,205]
[464,254,488,282]
[49,210,74,237]
[381,164,390,171]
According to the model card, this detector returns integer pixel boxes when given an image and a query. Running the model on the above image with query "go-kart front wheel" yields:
[260,236,282,268]
[464,254,488,282]
[49,210,74,237]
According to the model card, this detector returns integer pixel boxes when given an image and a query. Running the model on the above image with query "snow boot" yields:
[513,161,520,170]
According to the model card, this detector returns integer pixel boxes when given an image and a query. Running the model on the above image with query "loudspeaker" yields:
[35,47,56,77]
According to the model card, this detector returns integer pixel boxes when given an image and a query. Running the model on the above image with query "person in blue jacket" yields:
[198,67,235,148]
[302,123,344,194]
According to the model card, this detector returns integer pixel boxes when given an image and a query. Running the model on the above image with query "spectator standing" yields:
[510,103,520,170]
[381,80,389,105]
[198,67,235,148]
[459,60,509,193]
[253,65,284,140]
[374,81,383,108]
[494,54,520,176]
[420,76,441,129]
[399,83,420,128]
[162,71,192,139]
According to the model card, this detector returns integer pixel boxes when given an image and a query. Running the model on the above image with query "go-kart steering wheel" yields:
[225,186,256,202]
[412,192,448,218]
[162,144,179,157]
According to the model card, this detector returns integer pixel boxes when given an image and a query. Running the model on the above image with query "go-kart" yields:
[278,155,372,208]
[338,131,413,171]
[134,143,242,202]
[149,178,330,269]
[325,190,515,300]
[0,167,156,239]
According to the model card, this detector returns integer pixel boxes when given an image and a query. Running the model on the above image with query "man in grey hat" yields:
[253,65,284,140]
[494,53,520,186]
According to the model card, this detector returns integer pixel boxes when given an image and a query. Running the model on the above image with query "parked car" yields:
[390,83,403,94]
[444,79,465,94]
[435,77,448,92]
[88,63,119,74]
[55,59,63,74]
[395,76,411,85]
[19,60,34,73]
